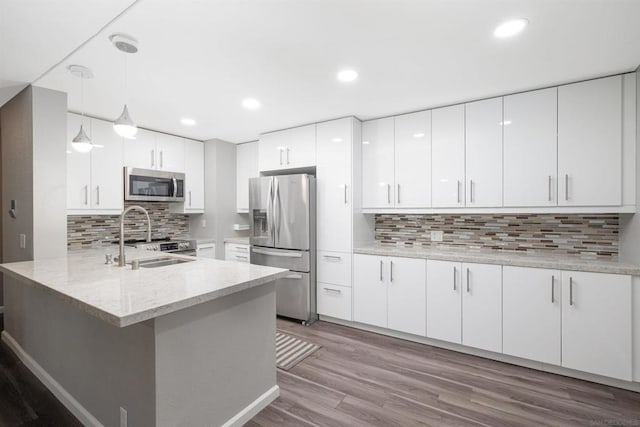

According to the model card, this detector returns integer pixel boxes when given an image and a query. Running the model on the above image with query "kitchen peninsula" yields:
[0,248,289,427]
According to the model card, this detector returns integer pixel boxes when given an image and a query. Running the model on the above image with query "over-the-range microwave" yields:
[124,167,185,202]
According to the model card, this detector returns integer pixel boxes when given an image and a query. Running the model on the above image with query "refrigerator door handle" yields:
[266,178,275,244]
[274,178,282,244]
[252,248,303,258]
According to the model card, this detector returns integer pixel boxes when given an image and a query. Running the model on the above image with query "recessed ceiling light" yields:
[413,133,425,138]
[242,98,261,109]
[499,120,512,126]
[331,137,343,143]
[494,18,528,38]
[181,118,196,126]
[337,69,358,82]
[362,140,370,145]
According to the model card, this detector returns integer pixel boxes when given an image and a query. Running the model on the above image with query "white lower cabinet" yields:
[317,250,352,321]
[461,263,502,353]
[561,271,632,381]
[224,243,250,263]
[317,284,352,320]
[503,266,561,365]
[426,260,462,343]
[353,254,426,335]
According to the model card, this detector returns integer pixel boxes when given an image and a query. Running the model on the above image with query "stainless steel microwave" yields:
[124,167,185,202]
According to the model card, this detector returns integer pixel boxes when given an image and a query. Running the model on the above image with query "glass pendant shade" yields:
[113,104,138,139]
[71,124,93,153]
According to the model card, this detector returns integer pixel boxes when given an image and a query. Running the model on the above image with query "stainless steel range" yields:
[124,238,197,256]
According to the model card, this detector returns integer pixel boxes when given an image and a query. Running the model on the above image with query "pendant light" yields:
[110,33,139,139]
[67,65,94,153]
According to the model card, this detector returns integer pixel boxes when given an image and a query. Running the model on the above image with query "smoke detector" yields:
[67,64,93,79]
[109,33,138,54]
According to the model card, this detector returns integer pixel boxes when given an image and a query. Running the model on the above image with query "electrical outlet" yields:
[120,407,127,427]
[19,234,26,249]
[430,230,443,242]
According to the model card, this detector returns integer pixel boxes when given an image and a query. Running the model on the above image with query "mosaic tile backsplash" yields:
[67,202,190,249]
[375,214,619,258]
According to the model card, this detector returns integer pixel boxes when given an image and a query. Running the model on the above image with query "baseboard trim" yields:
[1,331,103,427]
[319,315,640,393]
[222,385,279,427]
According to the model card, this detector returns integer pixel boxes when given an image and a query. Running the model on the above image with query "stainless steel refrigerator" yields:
[249,174,317,324]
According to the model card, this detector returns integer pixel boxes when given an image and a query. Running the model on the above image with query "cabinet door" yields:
[462,263,502,353]
[362,118,395,208]
[387,257,426,336]
[67,113,91,210]
[123,129,156,169]
[285,124,316,168]
[432,105,465,207]
[426,260,461,344]
[558,76,622,206]
[561,271,631,380]
[259,130,285,171]
[156,133,184,172]
[90,118,123,211]
[465,97,503,207]
[503,266,561,365]
[394,111,431,208]
[184,139,204,211]
[236,141,258,212]
[317,118,352,253]
[353,254,387,328]
[503,88,558,207]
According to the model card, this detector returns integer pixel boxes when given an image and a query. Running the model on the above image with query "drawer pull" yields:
[323,255,342,260]
[324,287,342,294]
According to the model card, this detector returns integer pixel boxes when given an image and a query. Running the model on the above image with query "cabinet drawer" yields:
[226,252,250,263]
[317,251,351,287]
[317,284,352,321]
[225,243,250,254]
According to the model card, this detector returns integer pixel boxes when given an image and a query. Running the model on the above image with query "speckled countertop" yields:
[354,244,640,276]
[224,237,250,245]
[0,248,288,328]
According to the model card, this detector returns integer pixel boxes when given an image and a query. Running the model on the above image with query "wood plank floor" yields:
[249,319,640,427]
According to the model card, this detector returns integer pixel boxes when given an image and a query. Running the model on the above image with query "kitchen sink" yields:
[132,257,195,269]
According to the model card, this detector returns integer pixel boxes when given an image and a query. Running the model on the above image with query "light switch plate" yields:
[430,230,443,242]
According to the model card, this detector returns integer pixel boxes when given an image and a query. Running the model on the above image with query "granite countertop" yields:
[224,237,250,245]
[353,244,640,276]
[0,248,288,328]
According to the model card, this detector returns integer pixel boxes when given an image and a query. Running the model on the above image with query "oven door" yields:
[125,167,185,202]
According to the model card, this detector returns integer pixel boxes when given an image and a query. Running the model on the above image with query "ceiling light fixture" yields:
[181,118,196,126]
[110,33,139,139]
[337,69,358,82]
[493,18,528,38]
[242,98,261,109]
[67,65,94,153]
[413,133,425,138]
[331,137,343,143]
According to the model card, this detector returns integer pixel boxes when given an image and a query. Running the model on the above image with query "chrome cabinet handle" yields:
[397,184,401,204]
[457,180,461,203]
[151,150,155,168]
[189,190,192,206]
[548,176,552,201]
[469,180,474,203]
[236,255,249,261]
[551,275,554,303]
[324,287,342,294]
[380,260,383,281]
[84,185,88,205]
[344,185,348,204]
[323,255,342,260]
[565,174,569,201]
[466,268,470,293]
[286,147,290,165]
[387,184,391,204]
[569,276,573,306]
[279,149,283,165]
[236,246,249,252]
[96,185,100,206]
[160,150,164,168]
[453,266,457,291]
[390,260,394,283]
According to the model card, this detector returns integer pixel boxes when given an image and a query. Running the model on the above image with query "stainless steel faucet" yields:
[118,205,152,267]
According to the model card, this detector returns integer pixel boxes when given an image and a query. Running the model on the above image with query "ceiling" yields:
[4,0,640,143]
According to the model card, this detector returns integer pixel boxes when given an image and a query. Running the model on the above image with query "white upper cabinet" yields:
[503,88,558,207]
[502,266,561,365]
[432,105,465,207]
[561,271,632,381]
[155,133,185,173]
[183,139,204,212]
[558,75,622,206]
[89,118,123,212]
[362,117,395,208]
[67,113,123,213]
[259,124,316,171]
[236,141,259,213]
[394,111,431,208]
[316,118,353,253]
[461,262,502,353]
[465,97,503,207]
